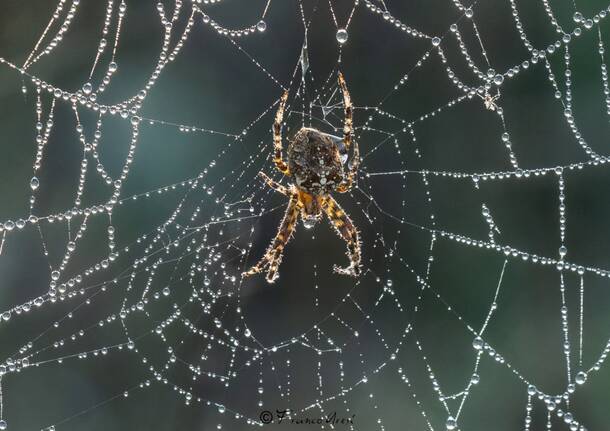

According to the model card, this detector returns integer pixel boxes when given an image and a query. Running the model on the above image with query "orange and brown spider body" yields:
[243,72,362,283]
[288,128,347,227]
[288,128,346,195]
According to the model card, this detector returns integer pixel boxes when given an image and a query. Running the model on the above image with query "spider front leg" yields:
[243,193,300,283]
[273,90,290,176]
[324,196,361,277]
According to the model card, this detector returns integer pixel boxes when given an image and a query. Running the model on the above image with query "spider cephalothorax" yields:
[243,72,361,283]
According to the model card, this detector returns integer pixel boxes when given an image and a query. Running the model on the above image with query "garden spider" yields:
[243,72,362,283]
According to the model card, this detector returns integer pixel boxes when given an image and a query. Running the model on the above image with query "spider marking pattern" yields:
[243,72,362,283]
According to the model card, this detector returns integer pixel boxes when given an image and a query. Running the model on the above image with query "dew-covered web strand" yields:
[1,1,610,431]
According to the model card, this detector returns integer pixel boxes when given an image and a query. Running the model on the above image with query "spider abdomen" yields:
[287,127,345,195]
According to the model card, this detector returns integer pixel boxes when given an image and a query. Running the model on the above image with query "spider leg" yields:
[273,90,290,176]
[259,171,289,195]
[336,72,360,193]
[243,193,300,283]
[336,148,360,193]
[338,72,353,151]
[324,196,362,277]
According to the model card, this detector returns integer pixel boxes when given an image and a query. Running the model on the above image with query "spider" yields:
[480,90,501,111]
[243,72,362,284]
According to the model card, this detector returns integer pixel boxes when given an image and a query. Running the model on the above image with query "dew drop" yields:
[300,39,309,74]
[256,20,267,32]
[472,336,484,350]
[30,176,39,190]
[432,37,441,47]
[303,217,317,229]
[336,29,348,44]
[82,82,93,95]
[575,371,587,385]
[0,419,7,430]
[51,270,60,281]
[446,416,457,430]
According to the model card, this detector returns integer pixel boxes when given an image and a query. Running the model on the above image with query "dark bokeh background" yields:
[2,1,610,430]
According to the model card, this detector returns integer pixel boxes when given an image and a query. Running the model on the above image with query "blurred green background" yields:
[2,0,610,430]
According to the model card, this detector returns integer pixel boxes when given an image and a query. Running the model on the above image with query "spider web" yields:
[1,0,610,430]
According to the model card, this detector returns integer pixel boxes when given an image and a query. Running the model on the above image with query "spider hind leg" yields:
[337,72,360,193]
[338,72,353,151]
[273,91,290,175]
